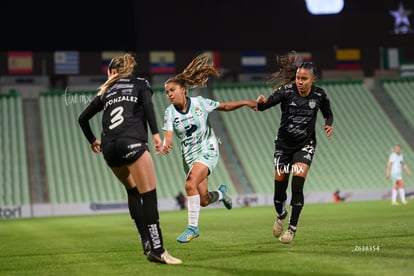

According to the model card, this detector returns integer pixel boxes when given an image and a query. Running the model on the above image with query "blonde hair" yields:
[97,53,137,98]
[165,52,219,89]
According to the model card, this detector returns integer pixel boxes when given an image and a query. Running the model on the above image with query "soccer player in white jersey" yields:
[386,144,412,205]
[160,53,257,243]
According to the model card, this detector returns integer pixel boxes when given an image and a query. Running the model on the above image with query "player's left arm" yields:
[320,92,334,137]
[403,162,412,177]
[141,88,159,135]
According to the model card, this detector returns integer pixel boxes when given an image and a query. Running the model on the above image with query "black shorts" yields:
[274,139,316,173]
[101,138,149,167]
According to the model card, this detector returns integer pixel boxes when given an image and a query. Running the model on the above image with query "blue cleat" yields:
[218,184,232,210]
[177,225,199,243]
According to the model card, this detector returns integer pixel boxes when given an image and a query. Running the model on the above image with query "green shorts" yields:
[183,150,219,177]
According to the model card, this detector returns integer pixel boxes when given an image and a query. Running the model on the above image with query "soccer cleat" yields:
[402,200,408,205]
[218,184,232,210]
[273,211,288,237]
[392,202,400,206]
[273,218,285,237]
[147,250,182,265]
[177,225,199,243]
[279,228,296,244]
[141,239,151,256]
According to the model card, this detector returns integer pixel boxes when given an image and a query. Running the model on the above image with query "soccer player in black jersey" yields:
[256,53,334,244]
[78,53,181,264]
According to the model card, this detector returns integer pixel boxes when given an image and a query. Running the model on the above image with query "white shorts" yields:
[391,172,402,182]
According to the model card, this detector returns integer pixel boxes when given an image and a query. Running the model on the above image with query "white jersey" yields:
[389,152,404,177]
[163,96,219,165]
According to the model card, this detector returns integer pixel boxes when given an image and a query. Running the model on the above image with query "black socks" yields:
[126,187,149,243]
[141,189,164,255]
[274,180,288,216]
[289,176,305,227]
[208,191,220,204]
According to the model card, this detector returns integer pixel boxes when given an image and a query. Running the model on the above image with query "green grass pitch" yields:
[1,199,413,275]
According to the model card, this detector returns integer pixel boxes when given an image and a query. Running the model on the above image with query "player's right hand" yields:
[256,95,267,104]
[91,140,101,153]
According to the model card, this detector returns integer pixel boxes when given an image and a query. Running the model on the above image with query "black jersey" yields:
[258,83,333,150]
[78,77,158,145]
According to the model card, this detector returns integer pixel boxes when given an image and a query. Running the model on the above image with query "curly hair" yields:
[98,53,136,98]
[267,51,318,90]
[165,52,219,90]
[266,51,298,90]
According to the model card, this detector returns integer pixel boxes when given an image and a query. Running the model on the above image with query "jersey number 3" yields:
[109,106,124,129]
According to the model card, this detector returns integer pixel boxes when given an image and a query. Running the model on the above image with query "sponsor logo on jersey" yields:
[128,143,142,149]
[123,150,138,159]
[185,124,197,136]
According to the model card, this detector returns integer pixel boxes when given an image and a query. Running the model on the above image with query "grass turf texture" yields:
[0,199,413,276]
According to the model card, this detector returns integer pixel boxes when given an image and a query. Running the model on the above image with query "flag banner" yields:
[8,51,33,74]
[382,48,404,69]
[336,49,361,70]
[54,51,79,74]
[400,63,414,77]
[101,51,125,74]
[150,51,175,74]
[241,51,266,72]
[387,48,399,69]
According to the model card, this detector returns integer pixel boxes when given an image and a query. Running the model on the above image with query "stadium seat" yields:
[382,78,414,130]
[0,91,30,206]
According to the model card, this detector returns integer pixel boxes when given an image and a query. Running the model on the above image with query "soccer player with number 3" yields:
[78,53,181,264]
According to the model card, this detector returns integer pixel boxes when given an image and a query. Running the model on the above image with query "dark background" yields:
[1,0,413,51]
[1,0,413,80]
[134,0,413,51]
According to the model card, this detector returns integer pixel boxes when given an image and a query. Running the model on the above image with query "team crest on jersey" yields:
[195,107,203,116]
[308,99,316,109]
